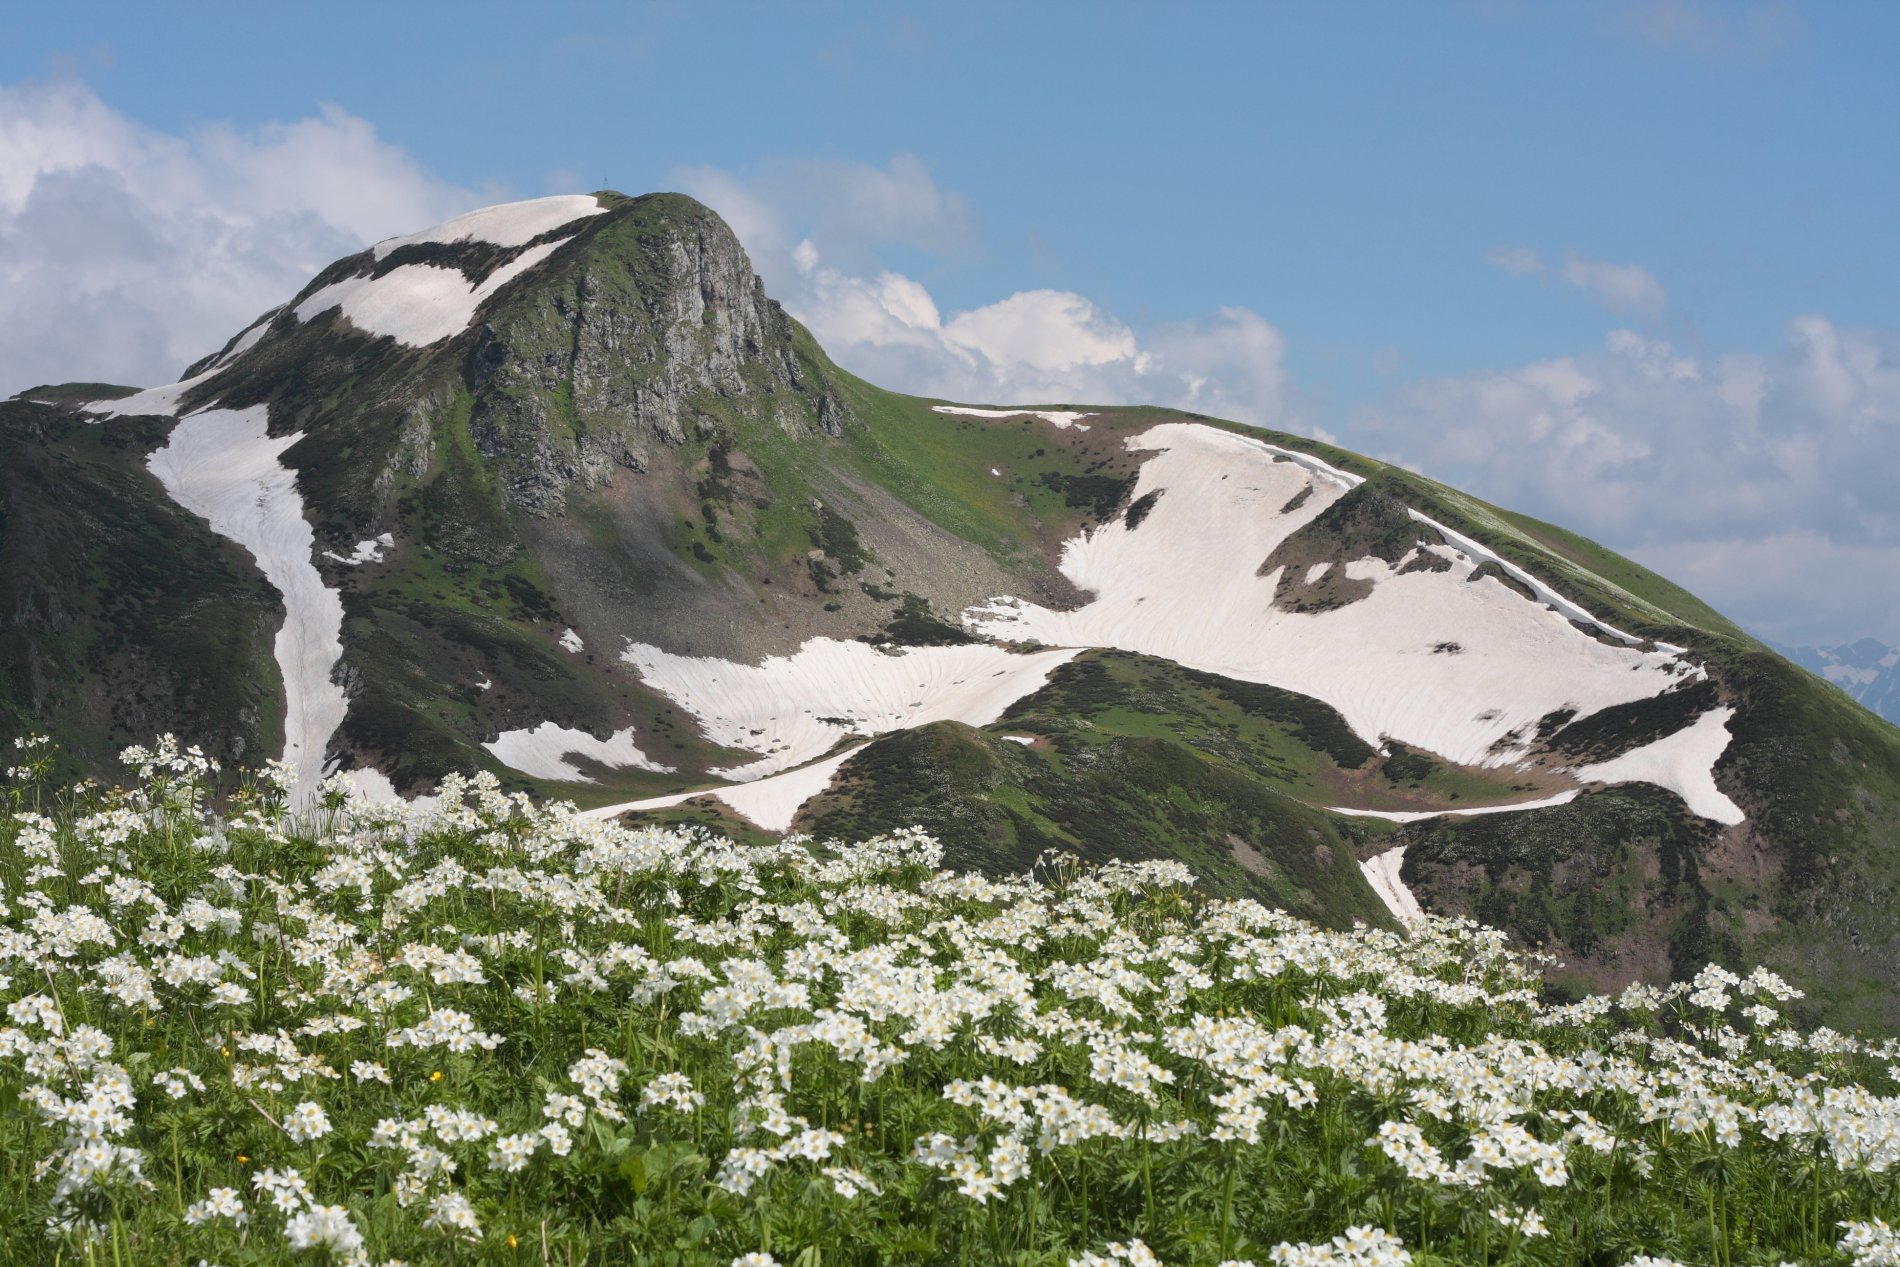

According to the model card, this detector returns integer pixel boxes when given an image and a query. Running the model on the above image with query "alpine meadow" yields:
[1,183,1898,1267]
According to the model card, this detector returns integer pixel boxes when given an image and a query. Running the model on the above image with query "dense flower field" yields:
[1,735,1897,1266]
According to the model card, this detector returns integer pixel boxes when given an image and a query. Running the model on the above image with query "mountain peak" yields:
[141,190,774,408]
[94,187,850,514]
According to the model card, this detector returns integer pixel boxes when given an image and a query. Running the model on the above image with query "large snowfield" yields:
[963,421,1735,811]
[125,397,1740,844]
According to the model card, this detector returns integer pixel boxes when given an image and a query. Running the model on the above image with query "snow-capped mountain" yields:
[4,192,1898,1025]
[1771,638,1900,728]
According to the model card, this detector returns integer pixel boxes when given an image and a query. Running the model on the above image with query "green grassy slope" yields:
[0,401,285,779]
[996,652,1568,813]
[793,718,1399,933]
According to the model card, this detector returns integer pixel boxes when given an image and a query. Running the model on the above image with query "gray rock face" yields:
[464,196,846,514]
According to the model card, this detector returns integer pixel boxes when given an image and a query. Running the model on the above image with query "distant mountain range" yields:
[5,192,1899,1027]
[1770,637,1900,727]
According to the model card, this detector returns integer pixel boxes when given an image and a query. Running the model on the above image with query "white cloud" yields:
[1558,254,1667,313]
[1487,244,1667,313]
[943,290,1137,373]
[677,157,1300,428]
[1352,318,1900,643]
[0,75,484,394]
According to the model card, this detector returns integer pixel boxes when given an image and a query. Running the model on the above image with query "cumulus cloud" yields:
[943,290,1138,374]
[1352,318,1900,643]
[0,76,484,394]
[1487,245,1667,313]
[676,157,1299,428]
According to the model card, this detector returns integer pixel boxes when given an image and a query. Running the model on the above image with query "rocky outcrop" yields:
[1257,483,1446,612]
[464,195,849,514]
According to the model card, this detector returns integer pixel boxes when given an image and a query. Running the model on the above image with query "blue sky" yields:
[1,1,1896,646]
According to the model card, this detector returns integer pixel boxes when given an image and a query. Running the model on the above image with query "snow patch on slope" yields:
[1575,705,1744,824]
[199,309,279,373]
[1348,713,1740,923]
[932,405,1094,431]
[964,423,1723,808]
[1412,513,1682,655]
[547,638,1081,831]
[87,316,279,419]
[483,722,673,784]
[293,238,569,348]
[1328,790,1583,823]
[147,406,344,802]
[619,637,1081,782]
[1360,846,1424,923]
[1224,432,1678,654]
[85,366,223,419]
[717,747,863,831]
[579,745,865,833]
[323,533,393,565]
[370,194,605,260]
[1252,440,1361,493]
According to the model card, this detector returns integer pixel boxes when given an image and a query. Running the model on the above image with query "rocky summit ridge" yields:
[4,191,1900,1027]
